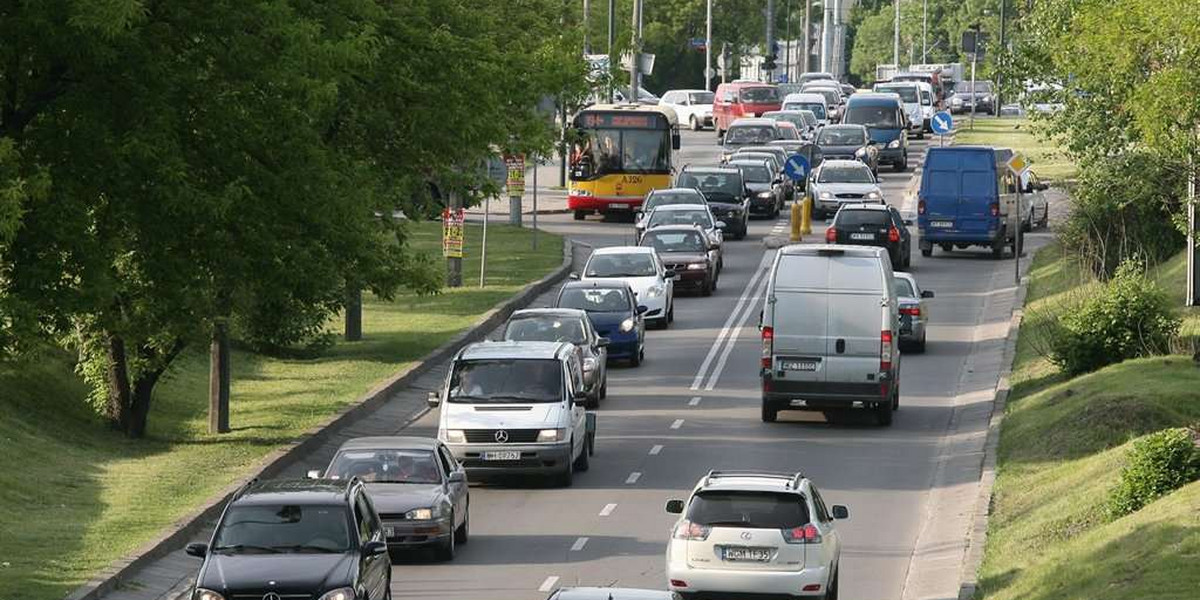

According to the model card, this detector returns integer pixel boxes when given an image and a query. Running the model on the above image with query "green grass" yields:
[955,118,1079,183]
[0,222,560,600]
[977,244,1200,600]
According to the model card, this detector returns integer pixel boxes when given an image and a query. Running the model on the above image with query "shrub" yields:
[1108,427,1200,519]
[1048,260,1180,375]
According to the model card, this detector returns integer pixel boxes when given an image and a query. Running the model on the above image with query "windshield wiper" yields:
[212,544,281,554]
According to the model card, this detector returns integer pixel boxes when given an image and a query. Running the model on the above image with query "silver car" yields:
[808,159,884,218]
[503,308,609,407]
[893,272,934,352]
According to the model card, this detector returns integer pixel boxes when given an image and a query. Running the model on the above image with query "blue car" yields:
[842,93,910,172]
[555,280,647,367]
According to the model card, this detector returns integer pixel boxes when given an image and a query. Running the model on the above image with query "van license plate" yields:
[781,360,818,371]
[932,220,953,228]
[482,451,521,461]
[850,232,875,240]
[723,546,772,562]
[607,203,629,210]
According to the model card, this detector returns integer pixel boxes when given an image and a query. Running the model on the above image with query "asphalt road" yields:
[388,128,1049,600]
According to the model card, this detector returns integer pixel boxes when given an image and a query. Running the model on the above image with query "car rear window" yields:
[836,210,890,227]
[687,491,809,529]
[558,287,629,312]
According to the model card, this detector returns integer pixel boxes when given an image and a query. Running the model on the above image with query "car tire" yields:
[573,438,590,472]
[876,401,894,426]
[556,461,574,487]
[436,515,456,561]
[630,347,642,367]
[702,277,713,296]
[991,235,1005,259]
[761,402,778,423]
[586,391,600,409]
[826,568,840,600]
[454,505,469,545]
[690,116,701,131]
[668,301,675,323]
[915,334,927,353]
[940,243,953,253]
[599,377,607,399]
[921,247,933,257]
[894,155,908,172]
[573,210,587,221]
[916,130,925,140]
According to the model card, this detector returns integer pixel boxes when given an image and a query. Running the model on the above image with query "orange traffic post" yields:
[790,200,803,242]
[801,195,813,235]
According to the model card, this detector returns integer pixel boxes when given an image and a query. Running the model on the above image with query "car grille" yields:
[378,513,410,521]
[835,192,865,199]
[230,593,311,600]
[463,429,540,443]
[665,262,691,272]
[825,154,855,160]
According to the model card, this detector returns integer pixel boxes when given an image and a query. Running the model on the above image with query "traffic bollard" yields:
[790,200,803,242]
[801,195,813,235]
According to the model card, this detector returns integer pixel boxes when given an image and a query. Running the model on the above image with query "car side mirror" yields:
[665,499,686,514]
[672,132,682,150]
[426,391,441,408]
[185,543,208,558]
[363,540,389,556]
[597,337,610,348]
[448,471,466,484]
[832,505,850,520]
[663,268,677,279]
[636,305,649,315]
[306,469,322,479]
[921,290,935,299]
[569,272,580,280]
[773,177,783,185]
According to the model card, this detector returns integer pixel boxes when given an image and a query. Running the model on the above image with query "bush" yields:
[1048,260,1180,375]
[1108,427,1200,519]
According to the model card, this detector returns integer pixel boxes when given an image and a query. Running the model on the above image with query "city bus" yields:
[568,104,681,220]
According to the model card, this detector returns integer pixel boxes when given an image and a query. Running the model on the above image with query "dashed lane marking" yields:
[599,503,618,517]
[625,472,642,484]
[649,444,664,455]
[538,576,560,592]
[670,419,685,429]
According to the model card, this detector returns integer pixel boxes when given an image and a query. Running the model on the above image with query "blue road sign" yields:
[784,154,810,181]
[931,111,954,135]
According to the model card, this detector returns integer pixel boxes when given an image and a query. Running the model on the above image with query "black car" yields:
[639,225,719,296]
[675,166,750,239]
[825,203,912,270]
[186,479,391,600]
[729,159,785,218]
[815,124,880,175]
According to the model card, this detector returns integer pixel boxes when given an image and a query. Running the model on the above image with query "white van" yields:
[428,341,595,486]
[782,92,831,126]
[872,82,925,139]
[759,245,901,425]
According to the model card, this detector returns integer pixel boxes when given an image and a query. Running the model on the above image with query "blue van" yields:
[842,93,909,172]
[917,146,1023,258]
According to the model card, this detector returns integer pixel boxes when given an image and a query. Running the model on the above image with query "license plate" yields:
[482,450,521,461]
[723,546,773,562]
[931,220,953,228]
[850,232,875,240]
[781,359,819,371]
[607,203,630,210]
[385,526,396,537]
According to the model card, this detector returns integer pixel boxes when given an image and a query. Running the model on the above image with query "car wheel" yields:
[599,377,607,399]
[761,402,778,423]
[940,243,953,252]
[826,568,840,600]
[630,348,642,367]
[690,116,700,131]
[916,130,925,140]
[668,301,675,323]
[702,277,713,296]
[894,155,908,172]
[915,333,927,353]
[586,390,599,409]
[921,247,933,257]
[876,401,894,426]
[454,504,469,544]
[436,514,456,561]
[991,235,1005,259]
[573,438,590,472]
[573,210,587,221]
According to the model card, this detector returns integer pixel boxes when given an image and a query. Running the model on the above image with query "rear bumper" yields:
[761,375,892,409]
[919,227,1001,245]
[667,562,829,597]
[568,195,643,212]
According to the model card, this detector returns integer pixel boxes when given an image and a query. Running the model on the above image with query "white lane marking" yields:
[688,396,701,406]
[599,503,618,517]
[625,472,642,484]
[704,265,773,390]
[690,251,775,390]
[649,444,664,455]
[538,576,560,592]
[670,419,685,429]
[570,537,589,551]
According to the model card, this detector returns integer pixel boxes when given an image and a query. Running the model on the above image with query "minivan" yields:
[429,341,596,486]
[872,82,925,139]
[759,245,900,426]
[713,81,782,138]
[842,93,909,171]
[917,146,1023,258]
[782,92,831,126]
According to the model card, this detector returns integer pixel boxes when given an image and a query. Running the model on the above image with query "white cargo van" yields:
[759,245,901,425]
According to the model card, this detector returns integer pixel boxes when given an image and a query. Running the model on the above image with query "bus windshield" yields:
[573,128,671,177]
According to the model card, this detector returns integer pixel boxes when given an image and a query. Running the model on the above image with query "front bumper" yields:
[382,518,453,548]
[749,196,777,214]
[878,147,905,162]
[639,293,669,320]
[667,559,829,597]
[447,442,572,475]
[674,269,711,290]
[601,331,640,359]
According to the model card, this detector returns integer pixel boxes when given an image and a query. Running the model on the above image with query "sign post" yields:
[1006,153,1029,284]
[784,154,812,241]
[505,153,525,226]
[532,153,539,251]
[442,204,464,288]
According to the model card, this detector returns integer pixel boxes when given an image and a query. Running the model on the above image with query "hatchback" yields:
[826,203,912,271]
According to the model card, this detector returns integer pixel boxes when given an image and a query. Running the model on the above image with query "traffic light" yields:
[764,55,778,71]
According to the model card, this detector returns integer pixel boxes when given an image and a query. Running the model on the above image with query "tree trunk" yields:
[127,377,155,439]
[103,332,132,432]
[208,319,231,434]
[345,286,362,341]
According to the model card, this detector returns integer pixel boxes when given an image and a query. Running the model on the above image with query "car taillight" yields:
[761,326,774,369]
[900,306,920,316]
[989,202,1000,217]
[918,199,926,215]
[881,329,893,372]
[673,520,711,541]
[825,227,837,243]
[888,226,900,243]
[782,523,822,544]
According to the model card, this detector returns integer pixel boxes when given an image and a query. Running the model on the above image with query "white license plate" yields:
[723,546,773,562]
[781,359,819,371]
[850,232,875,240]
[931,220,953,228]
[482,450,521,461]
[607,203,630,210]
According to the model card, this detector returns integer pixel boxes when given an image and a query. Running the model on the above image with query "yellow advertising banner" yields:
[442,208,464,258]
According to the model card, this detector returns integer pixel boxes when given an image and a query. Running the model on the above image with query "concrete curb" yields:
[957,274,1031,600]
[64,238,578,600]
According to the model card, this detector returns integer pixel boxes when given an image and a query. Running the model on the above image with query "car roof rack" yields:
[703,470,805,489]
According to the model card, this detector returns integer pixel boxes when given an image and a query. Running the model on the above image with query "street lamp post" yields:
[893,0,900,67]
[705,0,713,91]
[630,0,642,104]
[922,0,928,62]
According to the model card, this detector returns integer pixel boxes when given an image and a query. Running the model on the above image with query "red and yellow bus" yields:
[568,104,680,220]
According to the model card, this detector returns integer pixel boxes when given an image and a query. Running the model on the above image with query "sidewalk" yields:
[469,154,571,216]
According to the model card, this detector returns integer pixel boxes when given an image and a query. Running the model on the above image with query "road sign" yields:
[784,154,811,181]
[931,111,954,135]
[1006,153,1029,175]
[442,208,464,258]
[504,154,525,196]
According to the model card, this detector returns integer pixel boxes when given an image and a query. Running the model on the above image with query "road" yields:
[387,128,1049,600]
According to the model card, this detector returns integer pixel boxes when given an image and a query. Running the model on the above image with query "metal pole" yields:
[998,0,1007,113]
[532,154,539,250]
[969,50,977,129]
[1188,144,1198,306]
[480,197,488,288]
[785,0,793,82]
[447,193,462,288]
[893,0,900,67]
[1015,185,1021,284]
[821,1,831,72]
[705,0,713,91]
[583,0,591,54]
[766,0,776,82]
[630,0,641,104]
[922,0,928,62]
[607,0,615,103]
[802,1,811,75]
[833,0,842,79]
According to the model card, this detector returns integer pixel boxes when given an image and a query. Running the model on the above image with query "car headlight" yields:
[441,429,465,444]
[194,590,225,600]
[619,318,635,332]
[318,588,356,600]
[405,507,436,520]
[819,191,833,199]
[867,191,881,200]
[537,428,566,442]
[647,285,665,298]
[854,148,866,157]
[757,192,773,199]
[888,139,902,149]
[687,262,707,270]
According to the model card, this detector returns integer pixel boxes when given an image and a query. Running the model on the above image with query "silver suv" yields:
[664,470,848,599]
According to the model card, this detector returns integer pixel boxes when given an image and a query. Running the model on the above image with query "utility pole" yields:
[998,0,1007,112]
[705,0,713,91]
[583,0,591,54]
[821,0,832,72]
[607,0,616,102]
[922,0,928,61]
[893,0,900,67]
[630,0,642,104]
[1188,138,1199,306]
[446,192,463,288]
[785,0,793,82]
[766,0,776,82]
[833,0,842,79]
[802,0,811,75]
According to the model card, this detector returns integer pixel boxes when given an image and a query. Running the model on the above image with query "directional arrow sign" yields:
[931,111,954,135]
[784,154,811,181]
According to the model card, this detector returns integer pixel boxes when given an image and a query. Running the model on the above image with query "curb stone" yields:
[65,238,578,600]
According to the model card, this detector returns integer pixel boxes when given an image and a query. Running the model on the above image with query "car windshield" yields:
[836,209,890,227]
[799,111,818,126]
[689,91,715,104]
[804,88,840,105]
[783,102,827,119]
[677,172,743,198]
[739,87,779,103]
[766,112,806,129]
[642,230,707,253]
[504,316,587,345]
[687,491,810,530]
[725,126,776,145]
[648,209,712,229]
[961,82,993,93]
[818,165,873,183]
[645,190,704,211]
[734,164,772,183]
[558,287,629,312]
[893,278,916,297]
[817,128,866,146]
[213,505,350,554]
[448,359,563,403]
[877,86,918,102]
[326,449,441,484]
[844,104,900,128]
[585,253,658,277]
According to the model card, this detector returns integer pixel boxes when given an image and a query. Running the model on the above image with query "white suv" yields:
[664,471,848,599]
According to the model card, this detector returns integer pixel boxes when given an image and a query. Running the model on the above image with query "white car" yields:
[660,89,715,131]
[873,82,925,138]
[665,470,848,599]
[580,246,675,329]
[808,159,885,218]
[914,81,937,132]
[783,92,832,126]
[1019,170,1051,230]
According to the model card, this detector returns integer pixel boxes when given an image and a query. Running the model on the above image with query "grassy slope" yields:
[954,118,1079,183]
[977,245,1200,600]
[0,222,560,600]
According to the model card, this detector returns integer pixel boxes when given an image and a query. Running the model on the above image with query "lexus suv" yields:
[664,470,849,600]
[186,478,391,600]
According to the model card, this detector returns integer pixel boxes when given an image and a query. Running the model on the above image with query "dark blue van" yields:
[842,93,909,172]
[917,146,1022,259]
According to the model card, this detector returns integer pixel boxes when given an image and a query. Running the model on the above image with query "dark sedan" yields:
[555,281,647,366]
[729,159,785,218]
[815,124,880,175]
[675,166,750,240]
[825,203,912,271]
[639,225,719,296]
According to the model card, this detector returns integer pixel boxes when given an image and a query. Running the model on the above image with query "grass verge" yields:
[954,118,1078,183]
[0,222,560,600]
[977,244,1200,600]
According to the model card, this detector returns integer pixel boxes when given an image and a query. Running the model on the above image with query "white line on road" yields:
[599,503,618,517]
[649,444,663,455]
[670,419,685,430]
[570,537,589,551]
[625,472,642,484]
[690,251,775,390]
[704,264,773,390]
[538,576,560,592]
[688,396,701,406]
